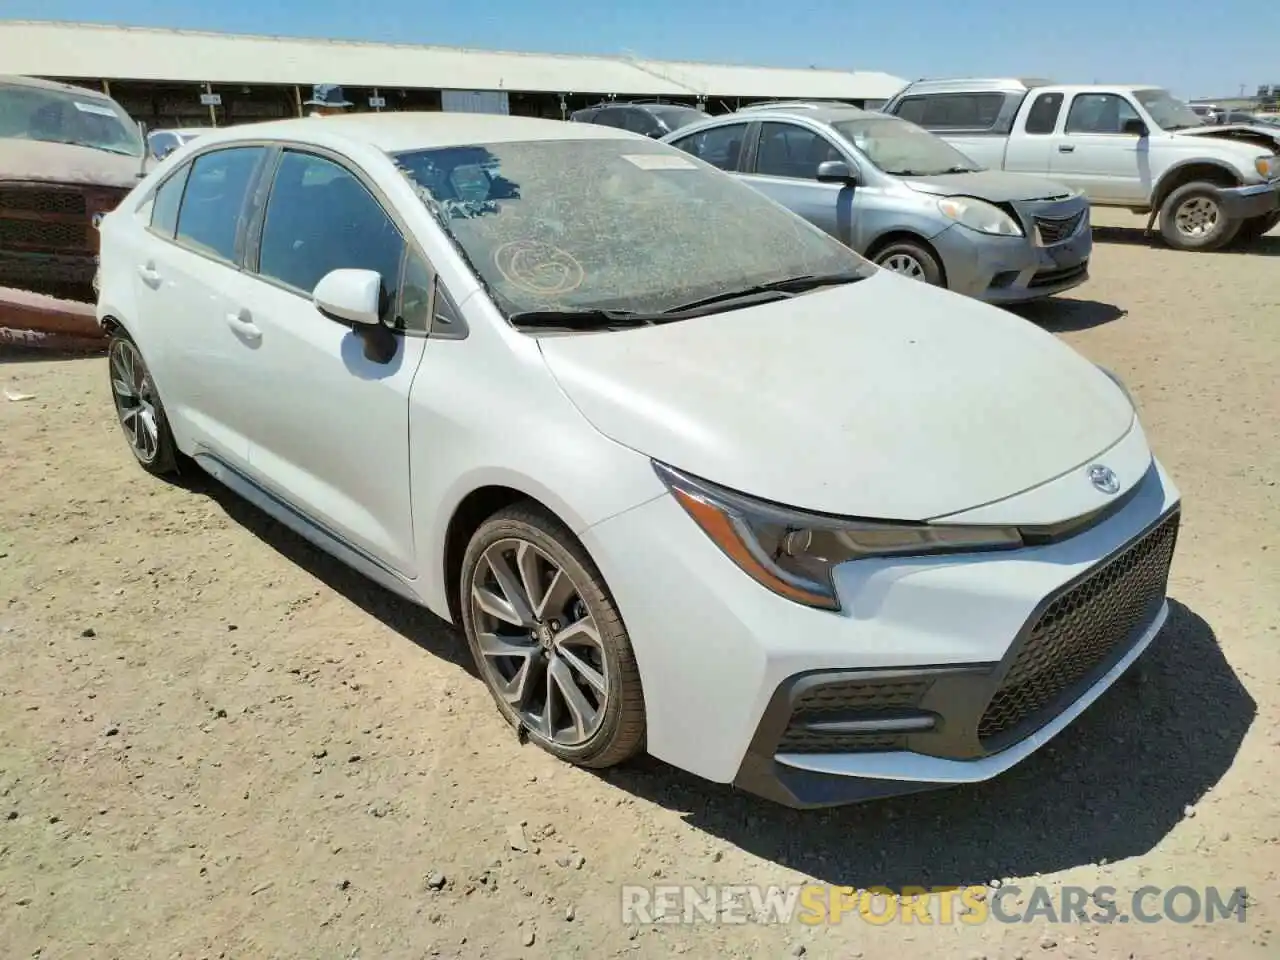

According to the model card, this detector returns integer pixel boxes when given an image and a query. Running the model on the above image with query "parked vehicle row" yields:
[95,112,1182,809]
[880,78,1280,251]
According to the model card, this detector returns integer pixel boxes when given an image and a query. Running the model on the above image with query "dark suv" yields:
[569,101,707,138]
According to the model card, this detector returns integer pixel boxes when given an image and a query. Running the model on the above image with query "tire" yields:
[1158,181,1242,251]
[460,502,646,769]
[871,239,944,286]
[1234,210,1280,244]
[106,327,180,476]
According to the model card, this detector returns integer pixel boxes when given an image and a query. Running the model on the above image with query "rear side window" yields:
[622,110,661,137]
[175,146,266,263]
[1023,93,1064,134]
[668,122,749,171]
[894,93,1004,130]
[149,164,190,238]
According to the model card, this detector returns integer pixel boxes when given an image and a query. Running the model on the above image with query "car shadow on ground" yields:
[196,482,1254,889]
[1092,225,1280,256]
[1008,297,1126,332]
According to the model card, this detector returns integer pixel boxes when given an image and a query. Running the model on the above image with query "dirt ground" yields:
[1,209,1277,960]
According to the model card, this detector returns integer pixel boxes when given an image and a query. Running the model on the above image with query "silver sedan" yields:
[661,106,1093,303]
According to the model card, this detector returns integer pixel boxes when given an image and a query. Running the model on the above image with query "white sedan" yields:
[95,113,1181,808]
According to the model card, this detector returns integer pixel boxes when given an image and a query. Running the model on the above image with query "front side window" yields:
[754,122,843,180]
[668,122,749,171]
[174,146,266,263]
[831,117,981,176]
[257,150,406,325]
[1065,94,1142,134]
[392,137,873,320]
[0,80,145,158]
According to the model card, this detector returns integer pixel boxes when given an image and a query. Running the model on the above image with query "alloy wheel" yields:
[1174,196,1220,238]
[469,538,609,746]
[109,338,160,463]
[881,252,926,279]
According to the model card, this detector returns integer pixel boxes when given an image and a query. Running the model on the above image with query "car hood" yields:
[0,138,146,189]
[1174,124,1280,153]
[902,170,1075,203]
[536,270,1136,520]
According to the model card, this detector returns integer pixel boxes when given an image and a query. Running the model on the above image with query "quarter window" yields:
[1023,93,1064,135]
[149,164,190,238]
[1065,94,1142,134]
[894,93,1004,130]
[669,122,749,171]
[754,122,843,180]
[174,146,265,263]
[257,150,406,325]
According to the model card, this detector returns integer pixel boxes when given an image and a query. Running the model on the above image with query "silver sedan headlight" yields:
[937,196,1024,237]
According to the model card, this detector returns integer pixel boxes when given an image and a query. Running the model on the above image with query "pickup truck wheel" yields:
[1235,211,1280,244]
[872,241,943,285]
[1158,182,1241,251]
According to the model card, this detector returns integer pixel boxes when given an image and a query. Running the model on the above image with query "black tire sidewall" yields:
[459,507,641,766]
[107,328,177,475]
[874,241,944,285]
[1159,183,1239,251]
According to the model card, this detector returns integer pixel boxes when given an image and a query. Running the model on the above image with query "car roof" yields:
[183,112,643,153]
[713,105,881,125]
[0,73,117,101]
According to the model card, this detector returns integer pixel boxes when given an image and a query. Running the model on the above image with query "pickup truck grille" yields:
[1034,210,1085,245]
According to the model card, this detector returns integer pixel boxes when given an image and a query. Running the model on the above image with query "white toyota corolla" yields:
[95,113,1181,808]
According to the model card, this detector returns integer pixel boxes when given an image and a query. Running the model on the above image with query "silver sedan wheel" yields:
[1174,196,1221,238]
[880,252,927,280]
[469,538,609,746]
[109,338,160,463]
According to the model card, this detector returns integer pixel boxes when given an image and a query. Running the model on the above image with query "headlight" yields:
[1095,364,1135,407]
[937,196,1024,237]
[1255,155,1278,179]
[653,462,1024,611]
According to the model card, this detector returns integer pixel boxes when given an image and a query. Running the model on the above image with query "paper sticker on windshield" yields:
[622,154,697,170]
[73,101,118,118]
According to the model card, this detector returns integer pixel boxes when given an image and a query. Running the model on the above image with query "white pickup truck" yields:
[880,78,1280,251]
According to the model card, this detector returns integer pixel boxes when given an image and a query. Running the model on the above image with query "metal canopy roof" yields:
[0,21,906,101]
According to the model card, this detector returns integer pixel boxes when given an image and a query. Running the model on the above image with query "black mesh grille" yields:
[978,511,1179,745]
[1035,210,1085,244]
[778,677,930,754]
[0,187,88,216]
[0,218,88,250]
[1028,260,1088,288]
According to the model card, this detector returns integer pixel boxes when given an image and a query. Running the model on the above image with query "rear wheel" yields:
[107,328,179,476]
[1158,182,1241,251]
[872,240,944,286]
[460,503,646,769]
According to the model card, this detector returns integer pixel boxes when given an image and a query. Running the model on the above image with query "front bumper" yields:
[581,447,1180,809]
[1217,181,1280,220]
[932,206,1092,304]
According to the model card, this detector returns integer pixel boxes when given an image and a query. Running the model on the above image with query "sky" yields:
[2,0,1277,101]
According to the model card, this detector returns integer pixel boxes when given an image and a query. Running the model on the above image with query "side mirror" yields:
[816,159,859,184]
[1122,118,1148,137]
[314,268,382,326]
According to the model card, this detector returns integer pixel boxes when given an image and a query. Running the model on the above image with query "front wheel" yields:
[871,240,944,286]
[1158,182,1241,251]
[107,328,179,476]
[460,503,646,769]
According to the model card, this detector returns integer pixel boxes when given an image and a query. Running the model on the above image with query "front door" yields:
[1049,92,1151,203]
[227,147,428,578]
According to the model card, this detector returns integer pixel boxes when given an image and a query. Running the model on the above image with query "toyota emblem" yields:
[1088,464,1120,495]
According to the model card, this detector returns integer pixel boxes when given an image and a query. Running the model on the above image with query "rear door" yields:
[666,120,753,172]
[1003,91,1064,175]
[225,146,429,577]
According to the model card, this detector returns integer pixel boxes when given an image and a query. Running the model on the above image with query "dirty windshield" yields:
[392,137,873,317]
[1133,89,1203,132]
[831,117,981,176]
[0,81,145,157]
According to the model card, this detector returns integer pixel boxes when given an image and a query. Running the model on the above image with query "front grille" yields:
[778,676,930,754]
[978,511,1180,746]
[1035,210,1085,244]
[0,218,88,250]
[0,186,88,216]
[1028,260,1088,288]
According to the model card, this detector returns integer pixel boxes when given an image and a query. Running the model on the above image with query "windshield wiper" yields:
[663,271,866,314]
[508,308,657,330]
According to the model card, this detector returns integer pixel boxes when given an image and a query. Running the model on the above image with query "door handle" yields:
[225,309,262,340]
[137,263,162,285]
[1058,144,1076,153]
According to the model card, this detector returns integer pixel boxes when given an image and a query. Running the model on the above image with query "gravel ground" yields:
[1,211,1277,959]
